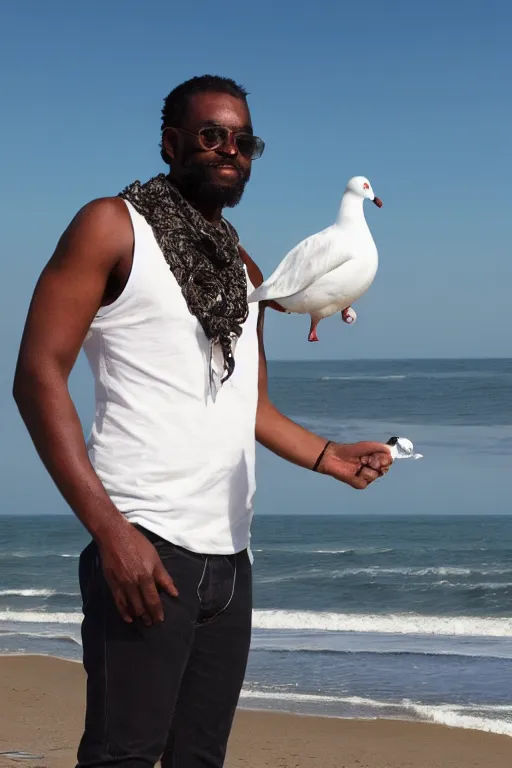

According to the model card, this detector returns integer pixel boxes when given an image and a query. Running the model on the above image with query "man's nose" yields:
[217,134,238,155]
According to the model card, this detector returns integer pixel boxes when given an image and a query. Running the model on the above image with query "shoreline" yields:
[1,650,511,736]
[1,656,511,768]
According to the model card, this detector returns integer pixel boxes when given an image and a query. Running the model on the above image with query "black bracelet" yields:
[312,440,332,472]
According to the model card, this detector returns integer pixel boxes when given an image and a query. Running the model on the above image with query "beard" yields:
[174,156,251,209]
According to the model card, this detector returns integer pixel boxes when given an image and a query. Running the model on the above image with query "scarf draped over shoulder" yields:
[119,174,249,389]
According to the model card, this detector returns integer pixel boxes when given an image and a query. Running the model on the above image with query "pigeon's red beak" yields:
[373,197,383,208]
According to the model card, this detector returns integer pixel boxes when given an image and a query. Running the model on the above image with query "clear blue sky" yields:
[1,0,511,365]
[0,1,510,515]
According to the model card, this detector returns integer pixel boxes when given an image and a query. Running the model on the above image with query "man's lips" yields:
[211,164,241,175]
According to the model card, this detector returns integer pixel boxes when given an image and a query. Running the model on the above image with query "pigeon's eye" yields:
[363,183,369,190]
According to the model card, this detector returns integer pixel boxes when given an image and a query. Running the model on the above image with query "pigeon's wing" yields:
[249,227,352,303]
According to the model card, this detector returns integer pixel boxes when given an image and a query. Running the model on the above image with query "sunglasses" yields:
[169,125,265,160]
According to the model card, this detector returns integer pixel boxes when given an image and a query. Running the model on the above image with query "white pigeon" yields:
[248,176,382,342]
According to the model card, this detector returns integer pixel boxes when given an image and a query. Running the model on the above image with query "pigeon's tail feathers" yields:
[247,286,263,303]
[248,286,288,312]
[248,283,289,304]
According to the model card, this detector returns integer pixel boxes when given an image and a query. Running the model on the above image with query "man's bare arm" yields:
[254,302,392,489]
[255,306,329,463]
[13,198,177,624]
[14,199,128,536]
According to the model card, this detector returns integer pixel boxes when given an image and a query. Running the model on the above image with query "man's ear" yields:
[162,128,178,163]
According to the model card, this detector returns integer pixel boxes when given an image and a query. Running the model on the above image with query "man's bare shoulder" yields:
[69,196,131,238]
[53,196,133,271]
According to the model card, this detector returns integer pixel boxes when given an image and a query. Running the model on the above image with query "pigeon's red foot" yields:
[342,307,357,325]
[308,326,319,342]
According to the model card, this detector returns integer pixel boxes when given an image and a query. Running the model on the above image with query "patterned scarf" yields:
[119,173,248,384]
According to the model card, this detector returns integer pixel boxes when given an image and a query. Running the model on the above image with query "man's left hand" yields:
[317,442,393,490]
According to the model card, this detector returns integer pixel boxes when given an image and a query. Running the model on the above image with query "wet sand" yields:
[0,655,511,767]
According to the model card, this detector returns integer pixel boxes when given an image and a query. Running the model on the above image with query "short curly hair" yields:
[160,75,249,164]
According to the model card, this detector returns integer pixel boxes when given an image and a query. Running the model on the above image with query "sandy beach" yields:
[0,655,510,767]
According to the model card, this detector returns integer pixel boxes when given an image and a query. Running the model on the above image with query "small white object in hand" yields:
[387,437,423,460]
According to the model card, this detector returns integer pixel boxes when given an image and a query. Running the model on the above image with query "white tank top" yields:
[83,200,259,554]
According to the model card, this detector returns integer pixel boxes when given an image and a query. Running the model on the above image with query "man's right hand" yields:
[98,523,179,626]
[318,441,393,489]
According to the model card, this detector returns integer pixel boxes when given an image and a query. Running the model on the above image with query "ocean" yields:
[1,358,511,736]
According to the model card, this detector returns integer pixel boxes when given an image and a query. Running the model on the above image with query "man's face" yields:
[164,92,254,209]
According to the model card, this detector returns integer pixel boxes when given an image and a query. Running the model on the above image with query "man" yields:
[13,75,392,767]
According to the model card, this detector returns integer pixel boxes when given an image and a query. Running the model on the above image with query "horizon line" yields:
[266,355,512,363]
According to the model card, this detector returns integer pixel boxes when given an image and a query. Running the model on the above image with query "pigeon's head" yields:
[346,176,383,208]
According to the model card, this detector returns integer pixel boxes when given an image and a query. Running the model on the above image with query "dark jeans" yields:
[76,527,252,768]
